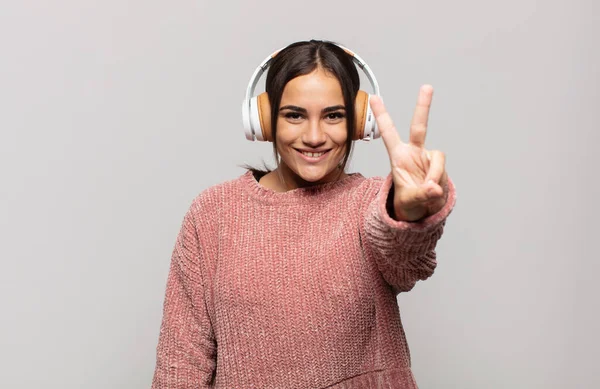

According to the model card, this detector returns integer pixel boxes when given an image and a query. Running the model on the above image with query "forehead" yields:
[280,68,344,106]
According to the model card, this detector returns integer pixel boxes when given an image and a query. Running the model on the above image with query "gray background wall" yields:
[1,0,597,388]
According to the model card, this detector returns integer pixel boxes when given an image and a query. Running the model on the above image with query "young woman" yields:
[151,39,457,389]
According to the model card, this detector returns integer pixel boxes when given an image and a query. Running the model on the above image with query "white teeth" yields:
[301,151,325,158]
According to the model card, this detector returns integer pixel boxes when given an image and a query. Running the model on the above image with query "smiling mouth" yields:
[295,149,331,158]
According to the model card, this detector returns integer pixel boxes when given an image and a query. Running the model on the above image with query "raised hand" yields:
[369,85,449,222]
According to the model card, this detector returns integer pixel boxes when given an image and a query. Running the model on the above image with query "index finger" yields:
[369,95,402,152]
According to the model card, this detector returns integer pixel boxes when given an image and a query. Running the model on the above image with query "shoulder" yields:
[359,174,387,188]
[326,172,388,212]
[351,172,389,196]
[185,171,250,221]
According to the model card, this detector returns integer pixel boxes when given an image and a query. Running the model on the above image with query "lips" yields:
[295,148,331,162]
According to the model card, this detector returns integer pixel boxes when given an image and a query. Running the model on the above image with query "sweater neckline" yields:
[240,170,365,204]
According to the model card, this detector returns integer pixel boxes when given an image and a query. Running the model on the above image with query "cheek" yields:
[274,121,299,146]
[274,125,296,159]
[329,124,349,147]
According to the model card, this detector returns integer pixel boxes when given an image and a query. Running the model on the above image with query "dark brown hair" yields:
[246,39,360,178]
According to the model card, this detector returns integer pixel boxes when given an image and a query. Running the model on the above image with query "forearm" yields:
[361,174,457,292]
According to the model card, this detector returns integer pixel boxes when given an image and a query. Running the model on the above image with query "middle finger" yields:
[409,85,433,148]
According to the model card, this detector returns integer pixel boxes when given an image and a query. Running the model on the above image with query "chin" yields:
[295,166,336,184]
[298,173,326,183]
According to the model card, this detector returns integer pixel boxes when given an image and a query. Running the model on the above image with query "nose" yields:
[301,118,327,147]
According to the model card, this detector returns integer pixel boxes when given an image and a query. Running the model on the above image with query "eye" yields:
[284,112,304,121]
[325,112,346,121]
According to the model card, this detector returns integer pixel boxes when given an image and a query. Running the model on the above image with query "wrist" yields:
[386,187,425,222]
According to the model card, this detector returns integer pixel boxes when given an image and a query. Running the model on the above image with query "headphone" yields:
[241,43,381,142]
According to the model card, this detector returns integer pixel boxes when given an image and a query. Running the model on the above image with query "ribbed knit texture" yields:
[151,170,457,389]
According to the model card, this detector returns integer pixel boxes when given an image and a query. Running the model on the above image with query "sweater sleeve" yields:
[361,174,457,294]
[151,206,217,388]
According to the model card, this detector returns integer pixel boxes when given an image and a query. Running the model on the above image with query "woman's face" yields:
[275,67,348,186]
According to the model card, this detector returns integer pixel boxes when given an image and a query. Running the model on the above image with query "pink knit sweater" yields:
[151,170,457,388]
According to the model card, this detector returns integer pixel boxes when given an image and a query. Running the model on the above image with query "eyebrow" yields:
[279,105,346,114]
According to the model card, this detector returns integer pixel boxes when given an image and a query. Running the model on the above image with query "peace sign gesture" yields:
[370,85,449,222]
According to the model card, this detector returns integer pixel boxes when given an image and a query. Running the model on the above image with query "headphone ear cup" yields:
[354,90,369,140]
[256,92,273,142]
[248,92,272,142]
